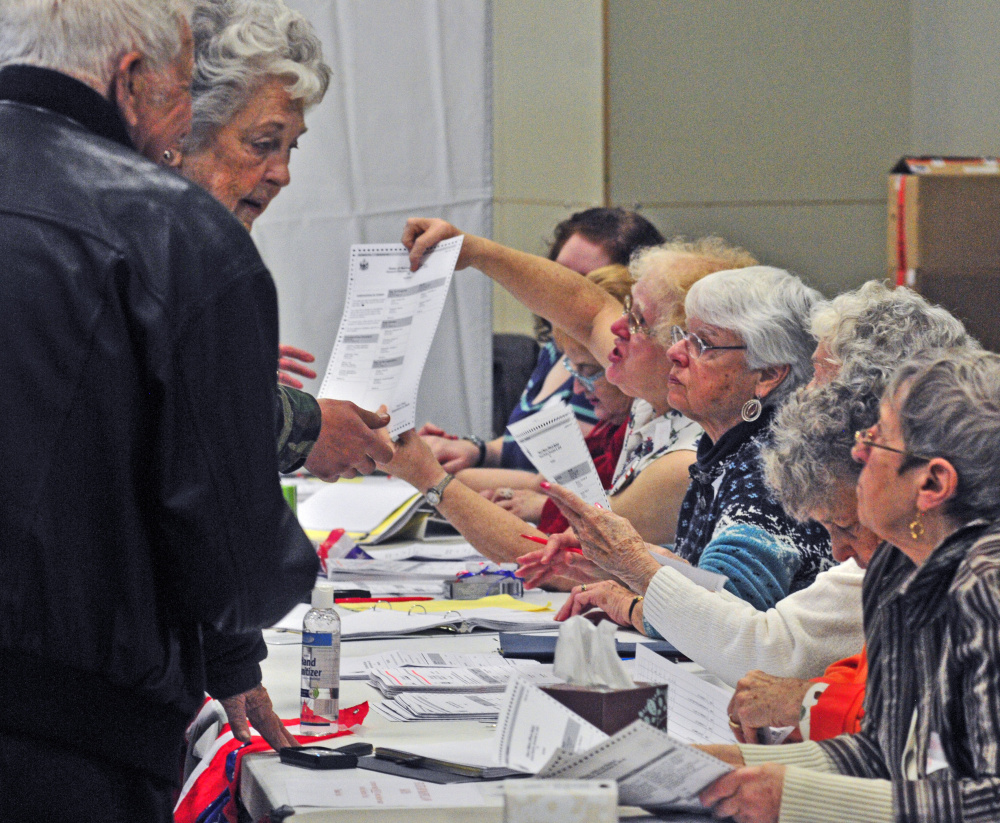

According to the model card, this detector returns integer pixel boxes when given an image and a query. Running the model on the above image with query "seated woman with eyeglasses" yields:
[375,240,752,570]
[698,347,1000,823]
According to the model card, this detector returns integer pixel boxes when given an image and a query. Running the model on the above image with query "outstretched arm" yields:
[402,218,621,367]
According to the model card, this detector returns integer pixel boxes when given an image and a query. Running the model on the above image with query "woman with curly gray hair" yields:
[175,0,330,230]
[701,347,1000,823]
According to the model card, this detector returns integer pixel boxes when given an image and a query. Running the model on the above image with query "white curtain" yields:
[253,0,493,436]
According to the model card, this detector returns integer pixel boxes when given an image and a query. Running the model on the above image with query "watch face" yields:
[426,490,441,505]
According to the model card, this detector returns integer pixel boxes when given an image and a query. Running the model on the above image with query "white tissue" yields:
[552,617,635,690]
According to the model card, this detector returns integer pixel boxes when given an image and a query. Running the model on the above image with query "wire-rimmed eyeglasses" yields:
[670,326,748,358]
[562,356,604,392]
[853,428,933,463]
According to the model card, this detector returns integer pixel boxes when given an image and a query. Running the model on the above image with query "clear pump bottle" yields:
[299,583,341,734]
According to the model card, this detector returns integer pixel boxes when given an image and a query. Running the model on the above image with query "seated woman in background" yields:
[525,264,831,610]
[421,207,663,480]
[700,348,1000,823]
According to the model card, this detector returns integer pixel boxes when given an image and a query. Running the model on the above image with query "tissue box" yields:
[540,683,668,736]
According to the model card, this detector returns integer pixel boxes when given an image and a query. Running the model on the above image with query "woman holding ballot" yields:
[698,348,1000,823]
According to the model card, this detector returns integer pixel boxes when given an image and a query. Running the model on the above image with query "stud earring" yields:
[162,149,174,164]
[741,397,762,422]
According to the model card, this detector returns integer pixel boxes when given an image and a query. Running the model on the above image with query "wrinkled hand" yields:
[278,345,318,390]
[695,744,747,768]
[402,218,468,272]
[485,488,546,523]
[376,429,447,491]
[515,530,603,588]
[699,764,786,823]
[555,579,641,627]
[541,483,660,592]
[728,671,811,744]
[421,435,479,473]
[304,400,393,481]
[219,683,298,751]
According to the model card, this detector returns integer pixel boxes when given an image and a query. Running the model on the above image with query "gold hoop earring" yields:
[909,510,925,541]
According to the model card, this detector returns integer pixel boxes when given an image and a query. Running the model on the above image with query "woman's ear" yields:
[756,364,791,400]
[916,457,959,513]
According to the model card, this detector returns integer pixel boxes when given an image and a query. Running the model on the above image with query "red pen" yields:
[520,534,583,554]
[334,596,435,604]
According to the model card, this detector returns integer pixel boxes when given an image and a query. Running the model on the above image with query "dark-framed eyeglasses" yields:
[670,325,748,358]
[622,294,651,337]
[853,428,933,463]
[562,356,604,392]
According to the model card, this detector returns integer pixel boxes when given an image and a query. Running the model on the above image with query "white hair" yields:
[685,265,823,407]
[0,0,191,84]
[185,0,331,152]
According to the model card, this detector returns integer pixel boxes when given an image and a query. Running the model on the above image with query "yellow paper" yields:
[337,594,552,613]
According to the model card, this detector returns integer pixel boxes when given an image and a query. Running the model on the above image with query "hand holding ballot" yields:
[304,399,393,481]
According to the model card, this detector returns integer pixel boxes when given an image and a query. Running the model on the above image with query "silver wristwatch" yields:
[424,474,454,507]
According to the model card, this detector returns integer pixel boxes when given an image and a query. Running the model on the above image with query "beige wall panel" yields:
[492,0,605,203]
[640,202,887,298]
[606,0,910,204]
[910,0,1000,155]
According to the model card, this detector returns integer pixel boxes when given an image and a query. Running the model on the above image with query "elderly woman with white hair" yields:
[700,347,1000,823]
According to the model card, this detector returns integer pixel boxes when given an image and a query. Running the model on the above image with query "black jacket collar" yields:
[692,404,776,478]
[0,65,133,149]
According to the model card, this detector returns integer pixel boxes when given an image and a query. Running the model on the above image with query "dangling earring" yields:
[741,397,762,422]
[909,510,926,541]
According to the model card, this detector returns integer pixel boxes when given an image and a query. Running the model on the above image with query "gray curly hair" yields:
[811,281,974,385]
[888,348,1000,523]
[0,0,191,82]
[762,377,881,522]
[185,0,331,152]
[684,266,822,408]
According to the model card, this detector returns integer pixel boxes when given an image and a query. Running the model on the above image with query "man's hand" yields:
[278,344,318,390]
[727,671,811,744]
[304,400,393,480]
[698,764,786,823]
[402,218,470,272]
[219,683,298,751]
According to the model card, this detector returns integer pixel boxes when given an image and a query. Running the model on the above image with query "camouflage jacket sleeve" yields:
[275,385,322,473]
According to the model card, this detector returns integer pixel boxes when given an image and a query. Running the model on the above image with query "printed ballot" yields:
[506,401,610,508]
[318,238,462,435]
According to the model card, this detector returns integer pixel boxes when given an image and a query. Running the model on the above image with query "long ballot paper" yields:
[506,401,610,507]
[317,238,462,435]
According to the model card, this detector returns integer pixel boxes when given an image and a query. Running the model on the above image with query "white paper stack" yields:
[368,665,562,697]
[373,692,505,722]
[326,558,498,580]
[338,608,559,641]
[341,651,543,680]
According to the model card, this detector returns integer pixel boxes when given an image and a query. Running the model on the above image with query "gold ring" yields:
[580,584,587,592]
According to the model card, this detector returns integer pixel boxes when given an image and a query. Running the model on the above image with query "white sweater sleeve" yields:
[643,559,865,687]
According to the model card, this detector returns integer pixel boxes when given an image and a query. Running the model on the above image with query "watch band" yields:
[424,473,454,507]
[466,435,487,467]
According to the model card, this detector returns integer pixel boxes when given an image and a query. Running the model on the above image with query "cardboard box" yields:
[540,683,668,736]
[887,158,1000,352]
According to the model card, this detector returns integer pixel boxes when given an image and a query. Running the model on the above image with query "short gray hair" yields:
[0,0,191,82]
[811,281,974,385]
[762,377,880,522]
[889,348,1000,523]
[185,0,331,152]
[684,266,822,407]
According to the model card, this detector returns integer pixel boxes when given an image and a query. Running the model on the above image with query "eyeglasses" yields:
[670,325,748,358]
[622,294,651,337]
[562,356,604,392]
[853,428,933,463]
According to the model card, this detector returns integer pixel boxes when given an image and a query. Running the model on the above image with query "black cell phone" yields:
[279,746,359,770]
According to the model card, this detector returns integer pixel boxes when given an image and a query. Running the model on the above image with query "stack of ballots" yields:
[374,692,506,722]
[368,664,562,698]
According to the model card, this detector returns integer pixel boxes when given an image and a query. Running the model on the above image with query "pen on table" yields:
[334,596,435,604]
[519,534,584,554]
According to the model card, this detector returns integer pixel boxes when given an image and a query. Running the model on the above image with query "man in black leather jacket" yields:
[0,2,319,819]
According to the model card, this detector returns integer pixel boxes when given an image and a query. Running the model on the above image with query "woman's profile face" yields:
[809,482,881,568]
[665,314,758,440]
[605,279,674,402]
[181,77,306,230]
[561,337,632,424]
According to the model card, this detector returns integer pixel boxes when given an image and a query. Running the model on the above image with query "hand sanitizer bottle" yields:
[300,583,341,734]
